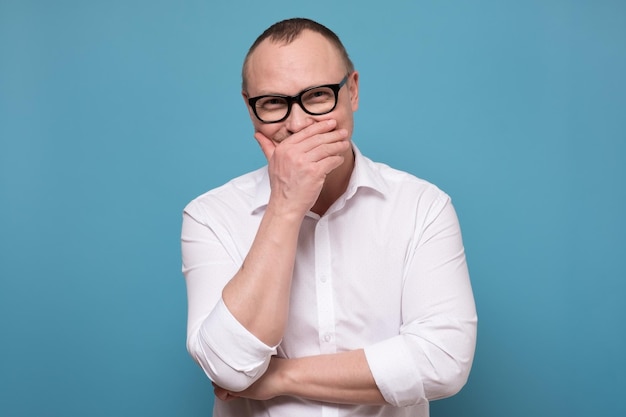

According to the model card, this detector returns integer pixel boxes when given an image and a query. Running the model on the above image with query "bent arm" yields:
[182,120,351,391]
[182,210,281,391]
[214,195,476,406]
[366,196,477,405]
[215,349,386,404]
[221,201,304,347]
[223,121,350,347]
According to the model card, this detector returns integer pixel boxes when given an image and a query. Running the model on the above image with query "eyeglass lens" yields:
[255,86,336,122]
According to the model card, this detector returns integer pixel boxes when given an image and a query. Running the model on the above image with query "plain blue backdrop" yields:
[1,1,624,416]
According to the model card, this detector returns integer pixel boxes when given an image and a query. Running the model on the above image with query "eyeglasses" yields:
[247,75,349,124]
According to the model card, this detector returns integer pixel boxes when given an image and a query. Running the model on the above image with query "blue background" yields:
[1,1,624,416]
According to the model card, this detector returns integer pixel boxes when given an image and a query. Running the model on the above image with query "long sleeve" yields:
[363,194,477,406]
[180,150,476,417]
[181,207,278,392]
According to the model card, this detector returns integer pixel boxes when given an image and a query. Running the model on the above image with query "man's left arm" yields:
[213,349,385,404]
[214,195,477,406]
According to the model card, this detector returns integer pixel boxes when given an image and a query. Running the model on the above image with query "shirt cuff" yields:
[364,336,426,407]
[200,298,278,379]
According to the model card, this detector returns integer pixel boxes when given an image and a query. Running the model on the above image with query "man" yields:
[181,17,477,417]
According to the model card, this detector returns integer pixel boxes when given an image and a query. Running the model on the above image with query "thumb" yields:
[254,132,276,161]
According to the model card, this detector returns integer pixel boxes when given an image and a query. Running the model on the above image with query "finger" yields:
[254,131,276,160]
[285,119,338,145]
[213,385,236,401]
[305,138,351,163]
[213,386,227,400]
[293,128,349,157]
[317,154,346,175]
[299,127,350,161]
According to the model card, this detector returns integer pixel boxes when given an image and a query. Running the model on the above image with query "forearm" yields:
[222,122,348,347]
[182,210,278,391]
[215,349,387,405]
[222,201,304,346]
[281,350,386,405]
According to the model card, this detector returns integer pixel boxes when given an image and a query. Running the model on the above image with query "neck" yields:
[311,147,355,216]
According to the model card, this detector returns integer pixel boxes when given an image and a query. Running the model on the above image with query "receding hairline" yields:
[241,18,354,91]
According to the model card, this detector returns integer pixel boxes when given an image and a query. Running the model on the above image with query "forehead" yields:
[246,30,346,96]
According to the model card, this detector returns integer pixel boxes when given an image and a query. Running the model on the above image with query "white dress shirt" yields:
[181,145,477,417]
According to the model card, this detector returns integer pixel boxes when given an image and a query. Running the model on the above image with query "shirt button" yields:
[323,333,332,343]
[320,274,328,283]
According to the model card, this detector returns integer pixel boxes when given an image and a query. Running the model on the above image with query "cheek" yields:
[334,104,355,132]
[252,120,285,141]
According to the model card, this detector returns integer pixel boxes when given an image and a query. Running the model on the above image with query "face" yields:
[242,30,359,144]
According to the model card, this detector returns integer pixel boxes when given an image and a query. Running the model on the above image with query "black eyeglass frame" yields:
[247,75,349,124]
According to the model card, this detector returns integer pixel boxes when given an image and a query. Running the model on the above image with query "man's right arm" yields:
[223,119,348,346]
[183,119,349,391]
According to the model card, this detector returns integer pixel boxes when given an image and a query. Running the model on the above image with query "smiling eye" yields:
[303,88,333,103]
[257,97,288,110]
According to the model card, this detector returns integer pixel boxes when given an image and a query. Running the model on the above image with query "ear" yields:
[348,71,359,112]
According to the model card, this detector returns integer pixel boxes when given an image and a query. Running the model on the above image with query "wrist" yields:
[274,358,298,398]
[265,197,309,222]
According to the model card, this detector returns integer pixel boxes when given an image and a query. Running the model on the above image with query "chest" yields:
[280,209,416,356]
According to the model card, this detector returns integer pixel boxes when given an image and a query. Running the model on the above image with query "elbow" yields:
[386,363,470,407]
[441,367,470,398]
[427,318,477,400]
[185,300,278,392]
[187,334,269,392]
[208,366,260,393]
[426,354,474,400]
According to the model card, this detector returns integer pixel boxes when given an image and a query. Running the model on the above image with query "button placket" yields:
[314,218,336,354]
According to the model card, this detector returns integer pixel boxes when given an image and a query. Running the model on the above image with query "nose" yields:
[285,102,314,133]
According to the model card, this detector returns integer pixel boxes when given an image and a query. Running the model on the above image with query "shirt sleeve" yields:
[364,193,477,407]
[181,206,277,392]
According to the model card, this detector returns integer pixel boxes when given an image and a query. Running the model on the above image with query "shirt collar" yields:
[345,143,387,200]
[251,143,386,214]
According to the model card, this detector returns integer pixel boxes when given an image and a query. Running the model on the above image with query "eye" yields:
[303,88,333,103]
[257,97,287,110]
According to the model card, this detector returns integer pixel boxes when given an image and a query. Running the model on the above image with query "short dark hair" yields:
[242,18,354,91]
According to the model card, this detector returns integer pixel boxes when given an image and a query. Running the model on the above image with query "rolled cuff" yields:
[364,336,426,407]
[196,298,278,391]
